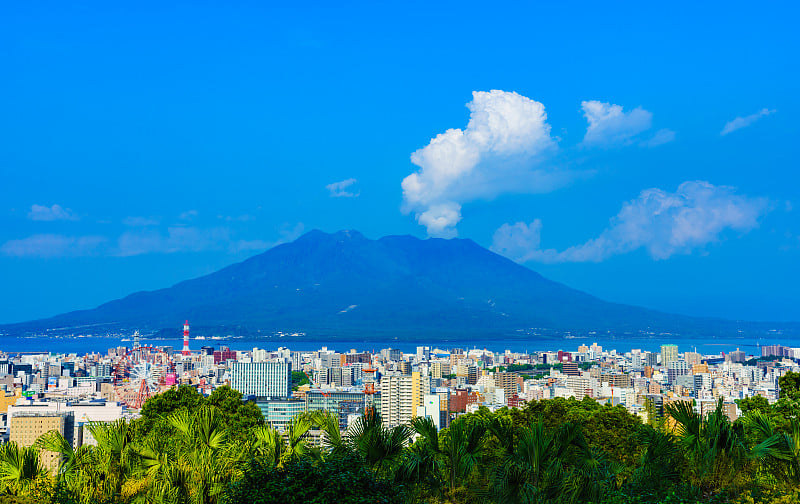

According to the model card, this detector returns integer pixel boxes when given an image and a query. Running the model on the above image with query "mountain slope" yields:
[1,230,779,338]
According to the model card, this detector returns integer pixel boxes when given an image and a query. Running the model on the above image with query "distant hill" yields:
[2,230,794,339]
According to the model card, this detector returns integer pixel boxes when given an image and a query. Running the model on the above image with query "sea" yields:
[1,332,799,357]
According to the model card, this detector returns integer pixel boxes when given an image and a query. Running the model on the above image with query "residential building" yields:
[661,345,679,366]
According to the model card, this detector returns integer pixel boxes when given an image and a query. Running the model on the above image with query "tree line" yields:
[1,374,800,503]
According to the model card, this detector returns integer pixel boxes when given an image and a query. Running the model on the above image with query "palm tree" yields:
[347,408,412,476]
[309,410,347,458]
[283,414,316,462]
[86,418,142,502]
[403,415,487,499]
[249,424,286,468]
[142,406,244,504]
[627,425,683,496]
[489,419,578,504]
[0,442,48,496]
[34,430,95,502]
[398,416,447,500]
[744,410,800,488]
[665,399,749,494]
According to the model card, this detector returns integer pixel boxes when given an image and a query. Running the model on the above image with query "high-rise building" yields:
[380,375,413,428]
[661,344,679,366]
[495,372,520,400]
[467,366,479,385]
[667,360,689,384]
[378,372,430,427]
[762,345,789,358]
[410,371,431,418]
[230,361,292,398]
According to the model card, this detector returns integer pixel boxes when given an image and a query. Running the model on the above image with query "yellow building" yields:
[410,371,431,418]
[0,388,22,414]
[9,412,70,471]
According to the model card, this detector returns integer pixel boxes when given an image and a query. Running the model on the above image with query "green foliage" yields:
[779,372,800,400]
[743,356,782,367]
[12,391,800,503]
[507,397,642,468]
[223,454,403,504]
[737,395,772,416]
[137,385,263,443]
[291,370,310,390]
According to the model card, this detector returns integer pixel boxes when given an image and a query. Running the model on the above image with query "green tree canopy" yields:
[779,371,800,400]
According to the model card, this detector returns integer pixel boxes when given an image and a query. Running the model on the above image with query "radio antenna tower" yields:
[363,361,377,415]
[182,320,190,356]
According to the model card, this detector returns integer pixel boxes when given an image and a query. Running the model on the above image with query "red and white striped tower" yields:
[182,320,190,356]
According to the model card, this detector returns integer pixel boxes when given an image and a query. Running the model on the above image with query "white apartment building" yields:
[229,361,292,398]
[380,375,413,428]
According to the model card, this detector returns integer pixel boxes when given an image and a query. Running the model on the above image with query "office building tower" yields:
[230,361,292,398]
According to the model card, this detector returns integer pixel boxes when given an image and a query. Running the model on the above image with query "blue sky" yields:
[1,1,798,324]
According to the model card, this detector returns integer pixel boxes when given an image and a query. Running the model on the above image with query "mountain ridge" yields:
[2,229,795,339]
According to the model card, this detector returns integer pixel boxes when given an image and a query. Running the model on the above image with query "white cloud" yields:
[721,108,776,136]
[179,210,198,221]
[492,181,770,263]
[230,223,305,253]
[2,222,307,259]
[326,178,360,198]
[27,204,78,222]
[402,90,559,236]
[491,220,551,262]
[116,227,230,257]
[0,234,106,257]
[416,203,462,239]
[641,128,676,148]
[581,100,653,147]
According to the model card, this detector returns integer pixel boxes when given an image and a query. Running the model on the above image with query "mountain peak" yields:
[4,228,774,339]
[297,229,367,242]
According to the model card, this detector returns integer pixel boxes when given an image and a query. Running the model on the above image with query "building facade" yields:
[230,361,291,397]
